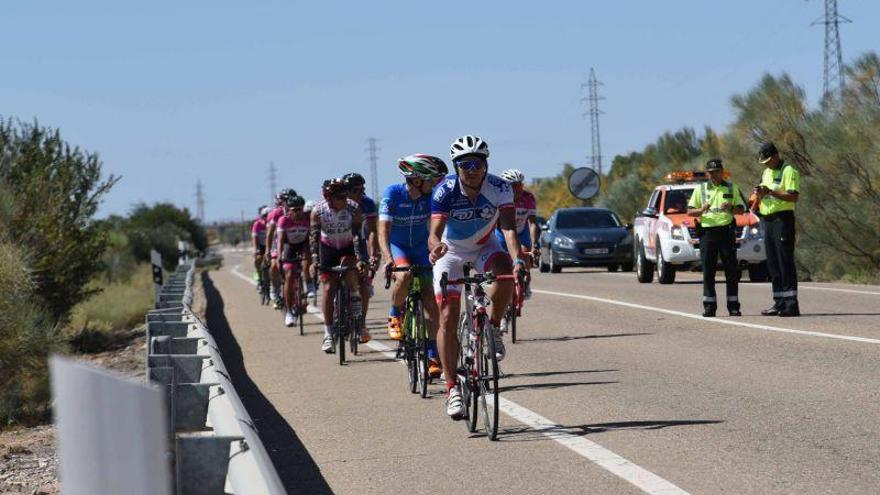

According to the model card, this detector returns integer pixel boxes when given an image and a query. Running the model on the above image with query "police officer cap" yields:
[705,159,723,172]
[758,142,778,163]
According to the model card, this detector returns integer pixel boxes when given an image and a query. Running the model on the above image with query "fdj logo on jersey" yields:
[451,209,475,221]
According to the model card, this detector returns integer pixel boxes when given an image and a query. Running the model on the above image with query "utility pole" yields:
[812,0,851,98]
[366,138,380,199]
[195,179,205,224]
[581,68,605,175]
[268,161,278,204]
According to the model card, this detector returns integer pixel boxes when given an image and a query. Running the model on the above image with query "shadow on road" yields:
[495,419,723,442]
[516,333,651,343]
[498,381,618,393]
[202,271,334,495]
[501,369,618,379]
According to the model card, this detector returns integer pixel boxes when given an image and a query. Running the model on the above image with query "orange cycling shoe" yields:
[387,316,403,340]
[428,358,442,378]
[360,327,372,344]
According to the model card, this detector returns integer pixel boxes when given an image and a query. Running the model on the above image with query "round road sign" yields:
[568,167,600,200]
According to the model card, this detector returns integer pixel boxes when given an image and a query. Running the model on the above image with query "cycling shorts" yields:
[494,228,532,252]
[281,242,308,272]
[319,243,356,280]
[432,235,510,300]
[391,243,433,285]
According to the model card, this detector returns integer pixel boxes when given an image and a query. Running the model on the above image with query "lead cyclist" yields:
[428,135,526,419]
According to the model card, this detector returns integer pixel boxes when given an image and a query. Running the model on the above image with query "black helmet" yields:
[342,172,366,188]
[286,195,305,208]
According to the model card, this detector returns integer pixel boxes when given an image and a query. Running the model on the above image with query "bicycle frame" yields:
[327,264,360,365]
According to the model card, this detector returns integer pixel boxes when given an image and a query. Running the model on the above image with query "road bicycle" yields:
[385,264,432,398]
[440,263,514,441]
[327,264,361,365]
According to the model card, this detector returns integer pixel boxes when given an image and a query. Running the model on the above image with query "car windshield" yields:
[556,210,619,229]
[664,189,693,214]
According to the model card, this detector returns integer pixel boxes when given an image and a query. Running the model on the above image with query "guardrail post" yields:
[176,435,243,495]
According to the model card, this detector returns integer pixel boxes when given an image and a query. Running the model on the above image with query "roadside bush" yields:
[0,243,65,426]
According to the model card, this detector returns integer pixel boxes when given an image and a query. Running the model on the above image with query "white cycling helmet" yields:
[260,206,271,217]
[450,135,490,161]
[500,169,525,183]
[303,200,316,212]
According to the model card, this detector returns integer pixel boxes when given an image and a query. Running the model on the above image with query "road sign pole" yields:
[151,249,163,309]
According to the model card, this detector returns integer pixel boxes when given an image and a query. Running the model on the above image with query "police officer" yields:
[752,142,800,317]
[687,159,746,317]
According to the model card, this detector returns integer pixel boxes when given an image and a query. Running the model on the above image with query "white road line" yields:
[230,262,691,494]
[601,272,880,295]
[532,288,880,345]
[799,285,880,296]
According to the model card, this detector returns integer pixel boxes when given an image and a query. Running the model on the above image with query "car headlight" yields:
[553,236,574,249]
[671,227,684,240]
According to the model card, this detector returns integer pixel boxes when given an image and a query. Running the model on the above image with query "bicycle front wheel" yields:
[337,287,348,366]
[298,277,305,336]
[479,318,500,441]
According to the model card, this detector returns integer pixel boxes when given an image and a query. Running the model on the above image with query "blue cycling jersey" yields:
[378,183,431,248]
[431,174,514,251]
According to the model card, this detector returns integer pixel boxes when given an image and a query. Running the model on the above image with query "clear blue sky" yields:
[1,1,876,222]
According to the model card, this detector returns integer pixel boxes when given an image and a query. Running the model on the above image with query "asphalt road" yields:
[207,250,880,494]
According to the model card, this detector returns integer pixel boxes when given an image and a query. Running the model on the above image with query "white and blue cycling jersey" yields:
[379,183,431,248]
[431,173,514,252]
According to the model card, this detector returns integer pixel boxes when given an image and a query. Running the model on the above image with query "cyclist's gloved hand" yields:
[429,242,448,264]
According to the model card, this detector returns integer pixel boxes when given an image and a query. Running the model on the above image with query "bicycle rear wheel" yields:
[479,316,500,441]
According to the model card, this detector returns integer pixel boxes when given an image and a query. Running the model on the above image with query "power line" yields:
[581,68,605,175]
[366,138,380,199]
[268,161,278,205]
[812,0,851,98]
[195,179,205,224]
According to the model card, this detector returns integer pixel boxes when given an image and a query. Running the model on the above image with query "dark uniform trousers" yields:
[763,210,798,313]
[701,223,740,311]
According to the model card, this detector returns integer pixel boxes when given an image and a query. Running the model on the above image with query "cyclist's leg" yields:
[270,248,282,297]
[282,260,298,311]
[319,244,341,337]
[519,231,533,296]
[433,249,465,391]
[387,244,412,339]
[478,237,514,325]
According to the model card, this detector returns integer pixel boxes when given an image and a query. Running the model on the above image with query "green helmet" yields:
[398,154,447,179]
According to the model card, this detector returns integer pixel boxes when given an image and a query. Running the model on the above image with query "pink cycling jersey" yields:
[267,206,285,225]
[277,213,310,246]
[513,190,538,234]
[313,199,359,250]
[251,218,267,246]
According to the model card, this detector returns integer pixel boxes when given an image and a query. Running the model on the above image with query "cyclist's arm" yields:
[498,207,524,264]
[276,222,286,259]
[428,216,446,253]
[352,209,365,263]
[252,226,260,253]
[309,210,321,262]
[527,214,539,251]
[378,219,393,264]
[365,215,379,262]
[266,221,277,255]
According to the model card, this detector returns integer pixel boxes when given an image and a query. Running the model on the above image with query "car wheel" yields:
[607,264,620,272]
[550,250,562,273]
[635,241,654,283]
[747,261,769,283]
[656,239,676,284]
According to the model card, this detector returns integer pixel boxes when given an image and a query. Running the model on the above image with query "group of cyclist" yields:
[251,135,541,420]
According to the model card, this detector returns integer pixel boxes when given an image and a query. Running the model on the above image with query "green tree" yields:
[0,119,118,324]
[123,202,207,270]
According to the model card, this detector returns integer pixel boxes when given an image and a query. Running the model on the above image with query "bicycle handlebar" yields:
[383,264,432,289]
[438,270,515,303]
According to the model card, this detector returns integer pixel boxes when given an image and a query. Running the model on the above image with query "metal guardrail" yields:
[146,261,285,495]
